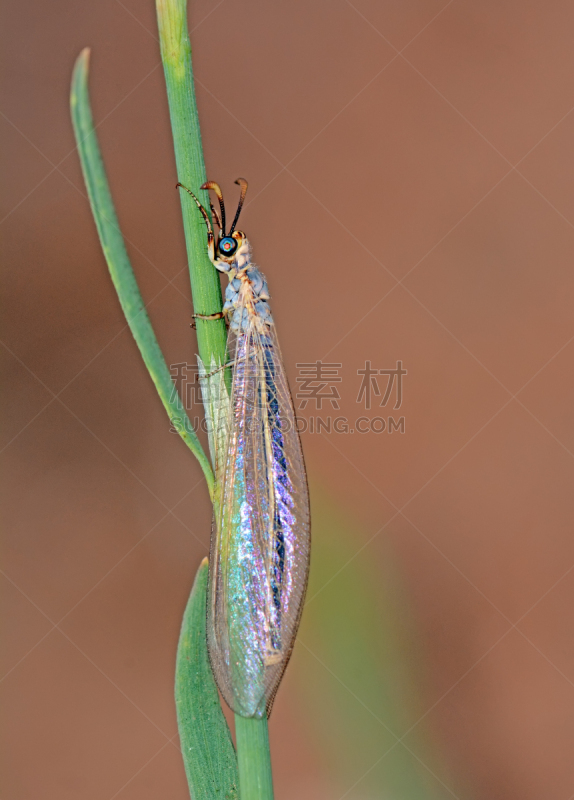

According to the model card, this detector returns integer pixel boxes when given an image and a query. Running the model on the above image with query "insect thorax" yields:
[223,241,273,332]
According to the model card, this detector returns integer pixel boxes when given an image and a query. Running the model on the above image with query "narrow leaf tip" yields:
[76,47,90,72]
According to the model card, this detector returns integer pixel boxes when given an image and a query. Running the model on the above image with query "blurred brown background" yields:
[3,1,574,798]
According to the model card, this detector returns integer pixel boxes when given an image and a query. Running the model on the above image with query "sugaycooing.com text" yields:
[170,415,405,436]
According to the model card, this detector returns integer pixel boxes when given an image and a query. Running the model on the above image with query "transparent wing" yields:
[207,292,310,718]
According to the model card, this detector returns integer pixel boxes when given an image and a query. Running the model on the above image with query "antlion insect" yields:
[177,179,311,718]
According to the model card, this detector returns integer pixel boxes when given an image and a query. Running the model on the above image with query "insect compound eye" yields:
[219,236,238,257]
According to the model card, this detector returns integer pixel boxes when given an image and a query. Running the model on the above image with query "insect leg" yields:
[176,182,216,262]
[202,360,235,378]
[190,310,228,330]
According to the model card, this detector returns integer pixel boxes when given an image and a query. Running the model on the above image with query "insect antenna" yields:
[201,181,227,235]
[209,202,223,231]
[229,178,248,234]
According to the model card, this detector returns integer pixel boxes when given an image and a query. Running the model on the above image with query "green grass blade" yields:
[156,0,228,369]
[70,48,214,497]
[176,559,238,800]
[299,487,452,798]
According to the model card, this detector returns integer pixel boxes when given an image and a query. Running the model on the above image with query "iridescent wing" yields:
[207,288,310,718]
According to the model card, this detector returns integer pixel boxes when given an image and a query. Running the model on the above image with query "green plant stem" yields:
[235,717,274,800]
[156,0,228,370]
[70,48,214,497]
[155,3,275,798]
